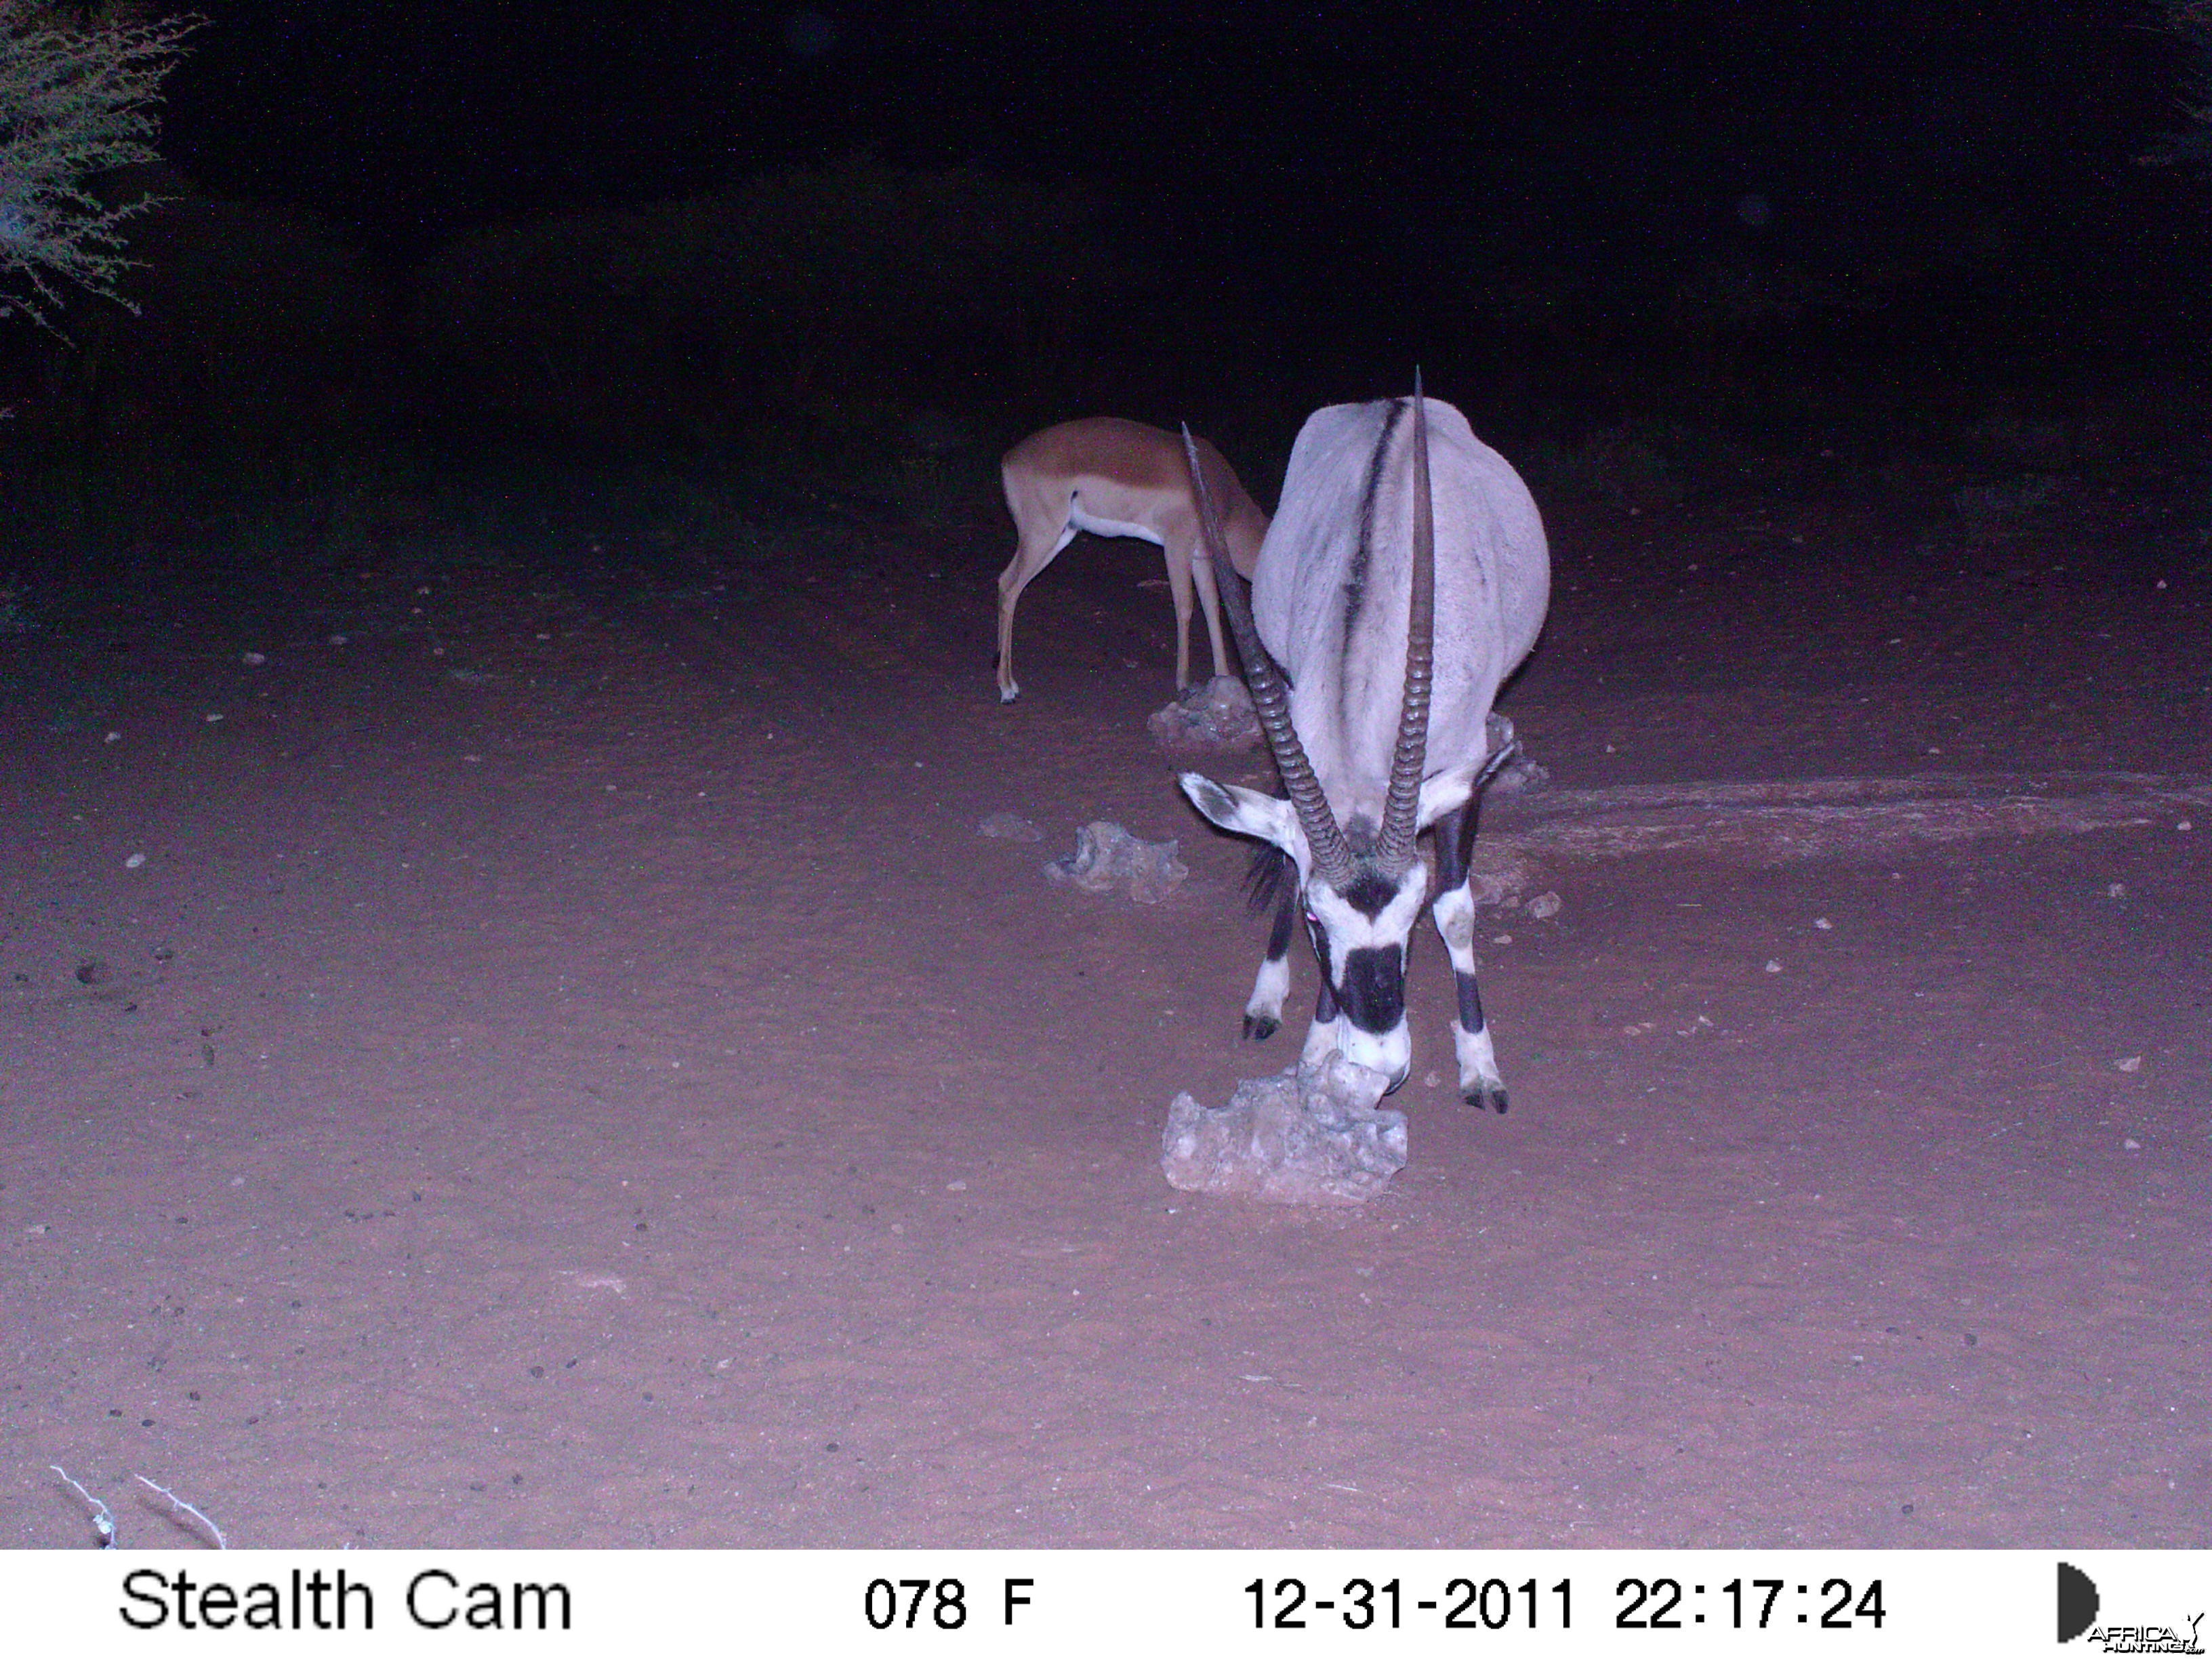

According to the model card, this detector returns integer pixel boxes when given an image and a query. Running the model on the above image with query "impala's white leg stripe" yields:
[1246,955,1290,1024]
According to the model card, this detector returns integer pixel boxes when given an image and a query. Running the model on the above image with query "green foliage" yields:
[0,3,198,330]
[2144,1,2212,172]
[0,189,380,564]
[89,196,375,444]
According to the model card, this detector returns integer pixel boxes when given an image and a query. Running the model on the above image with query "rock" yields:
[1044,821,1188,904]
[1483,711,1549,796]
[1467,844,1540,906]
[1148,675,1262,757]
[1161,1054,1410,1206]
[1489,752,1551,794]
[978,812,1043,842]
[1525,890,1562,920]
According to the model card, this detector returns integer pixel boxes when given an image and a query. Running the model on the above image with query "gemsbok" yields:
[1179,381,1550,1110]
[996,417,1269,703]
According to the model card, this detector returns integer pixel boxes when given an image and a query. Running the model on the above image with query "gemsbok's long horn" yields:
[1182,424,1355,887]
[1376,373,1436,873]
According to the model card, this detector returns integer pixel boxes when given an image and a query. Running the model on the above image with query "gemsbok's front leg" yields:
[1300,972,1345,1070]
[1242,848,1298,1039]
[1429,800,1509,1112]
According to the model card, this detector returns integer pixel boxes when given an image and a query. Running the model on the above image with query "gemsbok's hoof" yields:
[1242,1013,1279,1041]
[998,684,1020,705]
[1464,1078,1510,1115]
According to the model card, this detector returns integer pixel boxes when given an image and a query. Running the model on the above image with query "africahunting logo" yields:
[2060,1562,2206,1653]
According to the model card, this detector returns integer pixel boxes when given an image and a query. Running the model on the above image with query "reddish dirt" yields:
[4,462,2209,1549]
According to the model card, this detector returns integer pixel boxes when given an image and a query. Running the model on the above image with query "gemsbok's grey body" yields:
[1179,386,1550,1108]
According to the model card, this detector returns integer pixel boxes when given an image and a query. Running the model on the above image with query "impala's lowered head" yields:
[1177,384,1440,1092]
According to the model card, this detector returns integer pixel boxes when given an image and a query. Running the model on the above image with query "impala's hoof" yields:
[1464,1078,1510,1115]
[1242,1014,1279,1041]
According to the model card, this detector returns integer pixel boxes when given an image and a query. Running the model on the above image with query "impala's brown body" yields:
[996,417,1269,703]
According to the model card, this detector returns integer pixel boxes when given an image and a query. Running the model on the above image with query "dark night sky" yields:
[161,4,2192,251]
[132,1,2209,403]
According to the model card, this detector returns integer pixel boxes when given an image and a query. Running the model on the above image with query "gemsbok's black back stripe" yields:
[1341,396,1408,730]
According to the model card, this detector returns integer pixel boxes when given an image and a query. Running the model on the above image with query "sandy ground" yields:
[3,455,2208,1550]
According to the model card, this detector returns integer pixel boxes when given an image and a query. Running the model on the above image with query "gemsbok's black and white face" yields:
[1177,380,1550,1109]
[1179,788,1431,1092]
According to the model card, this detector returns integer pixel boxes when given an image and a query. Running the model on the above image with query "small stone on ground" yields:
[1045,821,1188,903]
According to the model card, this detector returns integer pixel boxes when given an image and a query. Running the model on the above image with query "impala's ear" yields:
[1179,773,1301,855]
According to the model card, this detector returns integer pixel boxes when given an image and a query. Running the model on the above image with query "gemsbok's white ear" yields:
[1416,762,1483,830]
[1179,773,1301,855]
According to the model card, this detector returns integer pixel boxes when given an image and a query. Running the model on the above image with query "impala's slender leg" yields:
[1429,799,1509,1112]
[1187,533,1233,683]
[1162,530,1200,693]
[995,491,1078,704]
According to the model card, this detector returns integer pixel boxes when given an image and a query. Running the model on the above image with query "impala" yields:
[1179,382,1550,1110]
[996,417,1269,703]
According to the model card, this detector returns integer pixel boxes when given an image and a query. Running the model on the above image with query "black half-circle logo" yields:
[2058,1562,2100,1644]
